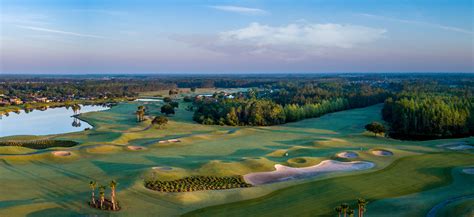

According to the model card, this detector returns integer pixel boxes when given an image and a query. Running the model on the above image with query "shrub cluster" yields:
[145,175,252,192]
[0,139,78,149]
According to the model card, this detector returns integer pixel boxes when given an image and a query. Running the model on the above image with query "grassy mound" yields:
[145,176,252,192]
[0,139,79,149]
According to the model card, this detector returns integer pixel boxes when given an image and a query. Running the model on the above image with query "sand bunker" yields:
[336,151,358,159]
[127,145,146,151]
[463,168,474,175]
[152,166,173,171]
[52,151,71,157]
[371,149,393,156]
[439,142,473,150]
[243,160,374,185]
[158,139,181,144]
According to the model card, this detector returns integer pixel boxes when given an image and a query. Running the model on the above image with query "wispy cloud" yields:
[16,25,106,39]
[360,13,473,34]
[174,22,386,61]
[209,5,268,15]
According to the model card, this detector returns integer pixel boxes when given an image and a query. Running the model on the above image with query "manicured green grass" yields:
[0,100,472,217]
[184,153,474,217]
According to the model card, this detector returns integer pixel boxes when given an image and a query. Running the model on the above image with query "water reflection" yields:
[0,105,110,137]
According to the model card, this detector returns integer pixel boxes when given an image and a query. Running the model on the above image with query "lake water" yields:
[0,105,109,137]
[134,98,163,102]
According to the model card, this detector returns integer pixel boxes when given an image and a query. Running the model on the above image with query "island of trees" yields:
[144,175,252,192]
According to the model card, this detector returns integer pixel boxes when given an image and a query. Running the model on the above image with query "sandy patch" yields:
[336,151,358,159]
[439,142,473,150]
[52,151,71,157]
[463,168,474,175]
[371,149,393,156]
[158,139,181,144]
[127,145,146,151]
[243,160,374,185]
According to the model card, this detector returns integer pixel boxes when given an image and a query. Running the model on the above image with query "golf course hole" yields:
[336,151,359,159]
[371,149,393,156]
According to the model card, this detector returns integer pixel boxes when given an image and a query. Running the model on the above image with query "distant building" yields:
[9,98,23,105]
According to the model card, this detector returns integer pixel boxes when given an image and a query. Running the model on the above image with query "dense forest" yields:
[382,94,474,140]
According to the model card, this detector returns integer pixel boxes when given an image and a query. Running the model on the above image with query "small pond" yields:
[0,105,109,137]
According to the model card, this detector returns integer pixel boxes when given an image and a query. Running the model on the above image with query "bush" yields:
[144,175,252,192]
[0,139,79,149]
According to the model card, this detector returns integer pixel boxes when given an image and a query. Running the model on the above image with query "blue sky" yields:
[1,0,473,73]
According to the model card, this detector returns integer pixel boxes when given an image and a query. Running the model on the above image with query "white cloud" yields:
[209,5,268,15]
[219,22,386,49]
[16,25,106,39]
[173,22,386,61]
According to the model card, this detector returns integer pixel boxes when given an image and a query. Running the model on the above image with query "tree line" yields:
[382,94,473,140]
[193,83,388,126]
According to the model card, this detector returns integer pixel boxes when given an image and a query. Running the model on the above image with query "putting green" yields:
[0,101,472,217]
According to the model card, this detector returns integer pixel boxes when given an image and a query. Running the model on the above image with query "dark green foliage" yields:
[383,95,474,139]
[193,99,286,126]
[163,97,172,103]
[365,122,386,136]
[169,101,179,108]
[144,176,252,192]
[0,140,79,149]
[192,83,387,126]
[151,116,168,128]
[183,96,192,102]
[160,103,175,115]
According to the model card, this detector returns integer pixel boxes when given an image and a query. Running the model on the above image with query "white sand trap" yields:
[127,145,146,151]
[158,139,181,144]
[446,145,473,150]
[463,168,474,175]
[336,151,358,159]
[371,149,393,156]
[439,142,473,150]
[52,151,71,157]
[243,160,374,185]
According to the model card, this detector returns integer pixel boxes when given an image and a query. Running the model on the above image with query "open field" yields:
[0,98,473,216]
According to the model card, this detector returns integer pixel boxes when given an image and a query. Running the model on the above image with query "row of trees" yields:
[382,95,473,139]
[89,180,120,211]
[0,139,78,149]
[193,99,286,126]
[193,95,383,126]
[144,175,252,192]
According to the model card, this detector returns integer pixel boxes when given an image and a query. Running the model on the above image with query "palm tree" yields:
[341,203,349,217]
[346,208,354,217]
[358,198,367,217]
[110,180,118,210]
[89,181,97,205]
[99,185,106,209]
[72,104,81,115]
[136,106,146,122]
[335,206,343,217]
